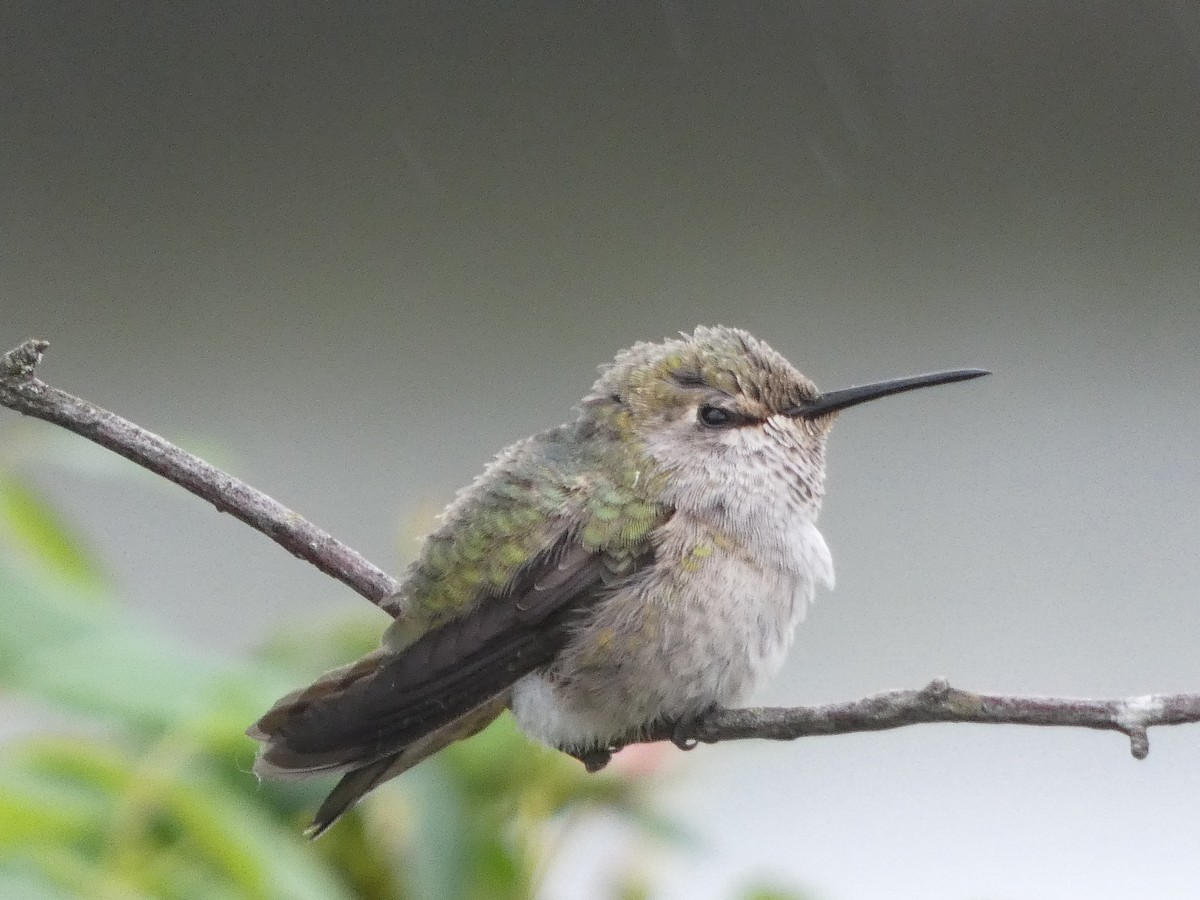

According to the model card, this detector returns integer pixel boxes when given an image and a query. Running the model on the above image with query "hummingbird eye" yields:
[697,405,737,428]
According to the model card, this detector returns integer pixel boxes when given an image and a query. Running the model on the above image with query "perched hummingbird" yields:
[249,325,986,836]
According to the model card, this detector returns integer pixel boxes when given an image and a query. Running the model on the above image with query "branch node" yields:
[1127,727,1150,760]
[919,678,983,715]
[922,677,952,699]
[1116,694,1163,760]
[0,339,49,382]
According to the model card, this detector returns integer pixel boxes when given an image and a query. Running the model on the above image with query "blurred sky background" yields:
[4,3,1200,898]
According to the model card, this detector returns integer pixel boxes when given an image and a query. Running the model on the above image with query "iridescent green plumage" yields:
[384,416,669,648]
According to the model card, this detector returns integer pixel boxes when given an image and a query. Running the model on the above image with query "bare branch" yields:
[627,678,1200,762]
[4,340,1200,761]
[0,339,401,612]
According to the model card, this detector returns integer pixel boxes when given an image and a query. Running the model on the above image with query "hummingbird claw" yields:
[668,705,722,751]
[570,746,614,773]
[670,721,698,751]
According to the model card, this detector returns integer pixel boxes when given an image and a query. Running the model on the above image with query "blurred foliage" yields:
[0,466,810,900]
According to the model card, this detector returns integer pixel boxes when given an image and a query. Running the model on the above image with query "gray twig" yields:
[0,339,401,612]
[4,339,1199,758]
[632,678,1199,761]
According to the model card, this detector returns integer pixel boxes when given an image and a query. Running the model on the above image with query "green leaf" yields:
[3,845,153,900]
[13,624,283,733]
[737,883,816,900]
[0,863,79,900]
[4,737,355,900]
[0,564,288,731]
[0,473,107,595]
[0,564,112,684]
[0,762,110,848]
[385,766,469,900]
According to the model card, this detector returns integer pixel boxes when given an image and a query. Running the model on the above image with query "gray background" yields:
[5,3,1200,898]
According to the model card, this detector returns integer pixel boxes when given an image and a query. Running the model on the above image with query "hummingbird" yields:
[248,325,987,836]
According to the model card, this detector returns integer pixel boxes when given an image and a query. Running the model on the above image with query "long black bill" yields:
[785,368,989,419]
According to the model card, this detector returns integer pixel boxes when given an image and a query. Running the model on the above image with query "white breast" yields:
[511,512,833,751]
[512,414,836,751]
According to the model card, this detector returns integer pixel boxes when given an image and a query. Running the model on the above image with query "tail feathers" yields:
[249,650,391,778]
[304,694,510,839]
[248,647,511,837]
[305,754,399,839]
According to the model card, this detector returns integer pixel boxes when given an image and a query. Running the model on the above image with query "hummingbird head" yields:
[585,326,834,527]
[583,326,986,544]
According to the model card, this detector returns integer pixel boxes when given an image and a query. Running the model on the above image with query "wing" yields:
[256,536,633,774]
[251,427,668,776]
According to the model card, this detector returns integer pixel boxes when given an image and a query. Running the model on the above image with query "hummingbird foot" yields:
[568,746,615,773]
[671,721,698,751]
[667,705,720,751]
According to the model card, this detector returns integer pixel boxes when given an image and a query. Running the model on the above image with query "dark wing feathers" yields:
[304,693,511,839]
[255,536,622,774]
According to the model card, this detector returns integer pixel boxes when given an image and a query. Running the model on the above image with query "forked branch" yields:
[3,338,1198,759]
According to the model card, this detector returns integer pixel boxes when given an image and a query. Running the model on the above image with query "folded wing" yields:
[250,537,624,777]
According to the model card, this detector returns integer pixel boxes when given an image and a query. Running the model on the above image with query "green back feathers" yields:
[388,326,813,650]
[387,422,668,650]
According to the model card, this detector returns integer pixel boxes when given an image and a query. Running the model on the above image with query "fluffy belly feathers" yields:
[511,515,832,750]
